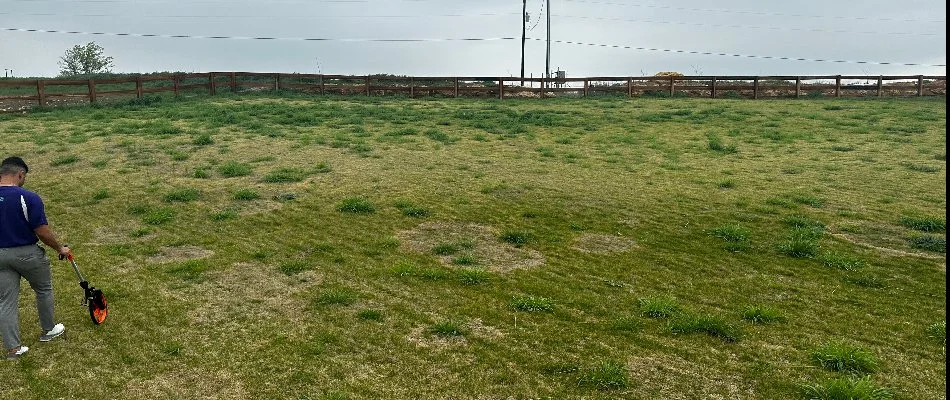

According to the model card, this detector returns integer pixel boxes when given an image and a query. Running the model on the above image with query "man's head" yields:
[0,156,29,187]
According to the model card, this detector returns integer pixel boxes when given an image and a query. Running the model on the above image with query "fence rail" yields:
[0,72,945,112]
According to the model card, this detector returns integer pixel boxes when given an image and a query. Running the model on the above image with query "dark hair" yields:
[1,156,29,175]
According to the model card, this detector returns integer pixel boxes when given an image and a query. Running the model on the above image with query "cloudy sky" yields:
[0,0,946,78]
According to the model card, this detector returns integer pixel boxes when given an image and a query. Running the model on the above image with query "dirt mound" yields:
[572,233,637,254]
[148,246,214,264]
[396,221,545,272]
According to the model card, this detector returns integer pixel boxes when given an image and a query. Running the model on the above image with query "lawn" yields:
[0,93,945,399]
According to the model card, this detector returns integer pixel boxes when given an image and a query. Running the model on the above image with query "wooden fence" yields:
[0,73,945,112]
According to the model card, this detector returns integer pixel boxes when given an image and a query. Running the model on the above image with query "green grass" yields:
[926,321,945,345]
[337,197,376,214]
[899,215,945,232]
[510,296,554,313]
[0,95,944,399]
[638,297,681,319]
[740,305,786,324]
[801,376,893,400]
[163,188,201,202]
[908,234,946,253]
[810,342,879,374]
[218,161,253,177]
[576,361,628,390]
[428,320,468,337]
[668,313,741,342]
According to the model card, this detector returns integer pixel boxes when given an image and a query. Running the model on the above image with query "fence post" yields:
[584,79,589,97]
[917,75,924,96]
[877,75,882,97]
[541,77,546,99]
[173,75,180,97]
[88,79,97,103]
[410,77,414,98]
[711,77,717,98]
[498,78,504,100]
[275,73,281,92]
[454,77,459,98]
[753,77,759,100]
[135,76,143,98]
[230,72,237,93]
[795,77,801,99]
[209,72,216,95]
[835,75,841,97]
[669,76,675,97]
[627,77,632,98]
[36,80,46,106]
[319,75,325,95]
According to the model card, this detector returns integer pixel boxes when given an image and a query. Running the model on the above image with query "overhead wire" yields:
[1,26,519,42]
[526,37,947,67]
[561,0,947,23]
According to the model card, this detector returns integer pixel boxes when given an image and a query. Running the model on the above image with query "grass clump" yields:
[233,189,261,201]
[142,208,174,225]
[337,197,376,214]
[778,227,822,258]
[163,188,201,202]
[91,189,110,201]
[452,254,477,266]
[668,313,740,342]
[818,252,865,271]
[263,167,307,183]
[576,361,628,390]
[499,230,532,247]
[638,297,681,319]
[810,342,879,373]
[926,321,945,344]
[457,269,490,285]
[801,376,893,400]
[707,133,738,153]
[50,154,80,166]
[218,161,253,177]
[192,133,214,145]
[908,234,946,253]
[710,224,750,242]
[278,260,311,276]
[315,288,358,306]
[899,215,945,232]
[357,310,383,322]
[429,321,468,337]
[511,296,554,313]
[740,306,786,324]
[395,200,430,217]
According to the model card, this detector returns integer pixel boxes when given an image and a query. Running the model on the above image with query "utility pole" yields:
[545,0,551,79]
[521,0,527,86]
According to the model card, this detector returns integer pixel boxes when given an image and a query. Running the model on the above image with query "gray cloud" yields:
[1,0,945,78]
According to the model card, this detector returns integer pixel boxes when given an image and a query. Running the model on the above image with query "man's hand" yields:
[57,245,71,260]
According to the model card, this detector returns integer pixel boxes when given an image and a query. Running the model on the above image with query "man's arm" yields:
[34,225,70,257]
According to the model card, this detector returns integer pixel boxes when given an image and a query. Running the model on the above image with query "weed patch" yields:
[810,342,879,373]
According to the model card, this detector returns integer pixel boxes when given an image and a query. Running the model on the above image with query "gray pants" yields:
[0,245,55,350]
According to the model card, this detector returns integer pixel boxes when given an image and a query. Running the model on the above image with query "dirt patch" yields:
[189,262,318,325]
[626,354,755,399]
[147,246,214,264]
[405,326,468,350]
[396,221,545,272]
[572,233,637,254]
[468,318,505,340]
[125,369,249,400]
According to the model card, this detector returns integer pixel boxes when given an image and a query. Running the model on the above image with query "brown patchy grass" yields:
[571,233,637,254]
[397,221,545,272]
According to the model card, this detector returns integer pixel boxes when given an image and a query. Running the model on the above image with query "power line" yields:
[527,37,947,67]
[561,0,947,24]
[0,11,521,19]
[555,14,942,37]
[1,26,519,42]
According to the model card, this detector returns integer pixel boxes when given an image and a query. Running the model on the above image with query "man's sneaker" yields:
[40,323,65,342]
[5,346,28,360]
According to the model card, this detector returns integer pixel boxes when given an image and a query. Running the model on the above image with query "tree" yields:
[58,42,114,76]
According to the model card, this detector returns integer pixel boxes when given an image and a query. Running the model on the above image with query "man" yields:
[0,156,70,360]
